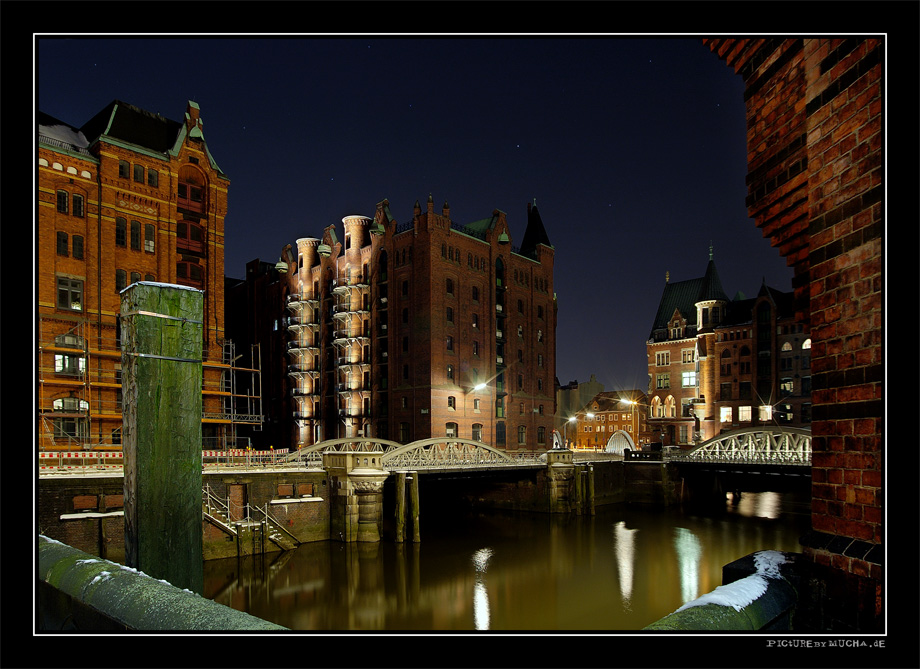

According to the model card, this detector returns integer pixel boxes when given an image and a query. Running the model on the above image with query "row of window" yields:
[57,232,84,259]
[54,219,204,258]
[56,190,85,217]
[582,424,634,433]
[118,160,159,187]
[718,404,811,423]
[55,260,203,311]
[436,422,547,445]
[654,372,696,389]
[115,218,156,252]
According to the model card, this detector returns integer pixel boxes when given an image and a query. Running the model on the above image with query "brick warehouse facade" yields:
[704,38,883,632]
[229,196,556,451]
[37,100,259,451]
[646,254,812,447]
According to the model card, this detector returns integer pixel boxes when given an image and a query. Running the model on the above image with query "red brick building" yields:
[704,37,883,632]
[646,253,811,446]
[37,100,257,451]
[251,196,556,451]
[570,389,651,452]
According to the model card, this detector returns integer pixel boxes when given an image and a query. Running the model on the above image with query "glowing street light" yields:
[562,415,577,449]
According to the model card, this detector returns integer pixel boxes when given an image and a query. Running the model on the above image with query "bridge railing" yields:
[668,428,812,466]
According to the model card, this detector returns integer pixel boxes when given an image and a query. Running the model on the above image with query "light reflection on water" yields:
[202,492,810,631]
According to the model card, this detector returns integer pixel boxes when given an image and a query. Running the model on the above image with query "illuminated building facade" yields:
[37,100,260,451]
[276,196,556,451]
[571,389,651,452]
[646,251,810,447]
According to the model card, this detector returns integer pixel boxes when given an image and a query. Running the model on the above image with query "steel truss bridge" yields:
[281,437,549,473]
[669,427,812,467]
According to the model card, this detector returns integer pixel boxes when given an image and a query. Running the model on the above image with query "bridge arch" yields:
[282,436,530,470]
[384,438,515,469]
[678,427,811,465]
[604,430,635,454]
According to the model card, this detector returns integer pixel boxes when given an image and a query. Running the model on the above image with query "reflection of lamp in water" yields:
[613,521,638,610]
[673,527,702,604]
[472,547,493,630]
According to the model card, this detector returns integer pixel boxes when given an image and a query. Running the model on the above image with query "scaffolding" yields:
[37,314,264,452]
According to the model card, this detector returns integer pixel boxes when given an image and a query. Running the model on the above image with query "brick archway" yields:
[704,38,882,632]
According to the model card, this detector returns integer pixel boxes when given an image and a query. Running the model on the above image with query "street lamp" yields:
[586,413,595,451]
[562,416,576,449]
[619,398,645,449]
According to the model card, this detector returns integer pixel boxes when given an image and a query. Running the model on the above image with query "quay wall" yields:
[37,535,285,631]
[37,460,680,562]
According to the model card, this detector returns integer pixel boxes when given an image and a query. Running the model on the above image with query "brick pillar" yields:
[703,37,883,632]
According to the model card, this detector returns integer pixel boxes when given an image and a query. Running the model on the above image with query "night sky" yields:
[36,35,795,392]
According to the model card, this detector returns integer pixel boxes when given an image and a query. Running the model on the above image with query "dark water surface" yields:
[202,492,811,631]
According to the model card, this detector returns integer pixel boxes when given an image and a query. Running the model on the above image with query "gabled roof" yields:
[649,275,705,337]
[80,100,183,154]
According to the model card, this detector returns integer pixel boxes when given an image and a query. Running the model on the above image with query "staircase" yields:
[202,485,299,553]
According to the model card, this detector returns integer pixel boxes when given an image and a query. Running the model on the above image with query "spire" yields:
[696,254,729,304]
[520,199,553,256]
[709,241,713,261]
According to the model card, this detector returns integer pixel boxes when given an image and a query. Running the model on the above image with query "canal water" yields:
[202,491,811,632]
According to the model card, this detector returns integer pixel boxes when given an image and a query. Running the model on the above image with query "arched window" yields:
[446,422,458,438]
[518,425,527,445]
[650,396,663,418]
[472,423,483,441]
[177,165,206,213]
[664,396,676,418]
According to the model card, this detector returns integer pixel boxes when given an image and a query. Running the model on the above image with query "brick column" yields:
[703,37,883,632]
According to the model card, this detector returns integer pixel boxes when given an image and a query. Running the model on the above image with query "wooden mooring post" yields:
[121,282,204,594]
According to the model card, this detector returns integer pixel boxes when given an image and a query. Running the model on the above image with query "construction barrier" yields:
[38,451,124,473]
[39,449,291,475]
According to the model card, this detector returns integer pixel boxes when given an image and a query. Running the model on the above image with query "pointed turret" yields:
[519,199,553,258]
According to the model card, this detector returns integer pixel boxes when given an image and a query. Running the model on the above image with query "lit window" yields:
[759,405,773,421]
[56,277,83,311]
[720,407,732,423]
[682,371,696,387]
[145,224,155,252]
[54,353,85,376]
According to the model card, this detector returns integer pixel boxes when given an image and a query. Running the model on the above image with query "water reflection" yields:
[673,527,702,604]
[471,547,493,630]
[613,521,637,610]
[203,492,811,631]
